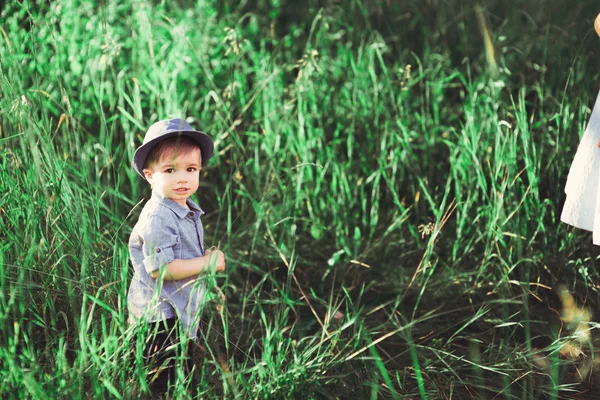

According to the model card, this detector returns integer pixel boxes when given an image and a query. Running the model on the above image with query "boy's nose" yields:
[176,171,187,182]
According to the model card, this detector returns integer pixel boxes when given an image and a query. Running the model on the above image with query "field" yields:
[2,0,600,398]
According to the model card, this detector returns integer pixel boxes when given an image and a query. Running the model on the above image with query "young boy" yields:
[127,118,226,395]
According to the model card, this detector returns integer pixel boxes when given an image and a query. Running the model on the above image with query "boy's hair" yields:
[144,136,201,169]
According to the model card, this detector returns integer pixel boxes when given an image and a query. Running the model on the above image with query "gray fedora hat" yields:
[133,118,214,179]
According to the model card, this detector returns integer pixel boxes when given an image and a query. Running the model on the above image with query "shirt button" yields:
[189,212,195,218]
[156,248,161,253]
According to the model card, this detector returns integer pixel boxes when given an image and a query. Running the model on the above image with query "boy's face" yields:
[143,148,202,207]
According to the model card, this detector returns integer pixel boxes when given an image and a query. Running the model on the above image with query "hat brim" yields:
[133,130,214,179]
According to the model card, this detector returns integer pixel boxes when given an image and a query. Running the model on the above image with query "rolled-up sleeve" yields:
[139,215,179,275]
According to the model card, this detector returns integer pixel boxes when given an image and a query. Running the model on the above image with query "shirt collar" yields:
[151,190,205,219]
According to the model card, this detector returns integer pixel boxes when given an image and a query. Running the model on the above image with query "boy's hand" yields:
[204,247,226,272]
[595,13,600,37]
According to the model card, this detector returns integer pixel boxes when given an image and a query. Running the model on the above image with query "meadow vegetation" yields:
[2,0,600,398]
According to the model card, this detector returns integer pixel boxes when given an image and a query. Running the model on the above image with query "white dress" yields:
[561,89,600,245]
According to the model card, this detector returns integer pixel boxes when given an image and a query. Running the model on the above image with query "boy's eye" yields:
[187,167,197,172]
[165,168,174,173]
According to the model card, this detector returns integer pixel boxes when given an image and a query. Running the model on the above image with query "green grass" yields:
[2,0,600,398]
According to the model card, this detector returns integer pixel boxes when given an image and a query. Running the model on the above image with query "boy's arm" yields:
[151,249,226,280]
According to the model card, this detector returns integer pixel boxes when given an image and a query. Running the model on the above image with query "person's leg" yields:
[143,317,178,396]
[144,318,196,395]
[172,329,195,388]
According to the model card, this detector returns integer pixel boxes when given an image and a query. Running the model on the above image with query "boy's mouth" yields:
[173,188,189,193]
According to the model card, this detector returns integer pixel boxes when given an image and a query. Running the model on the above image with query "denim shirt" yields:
[127,190,208,339]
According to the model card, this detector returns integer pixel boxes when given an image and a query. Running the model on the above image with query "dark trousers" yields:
[133,317,195,395]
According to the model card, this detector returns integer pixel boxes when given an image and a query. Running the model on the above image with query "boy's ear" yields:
[143,168,153,182]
